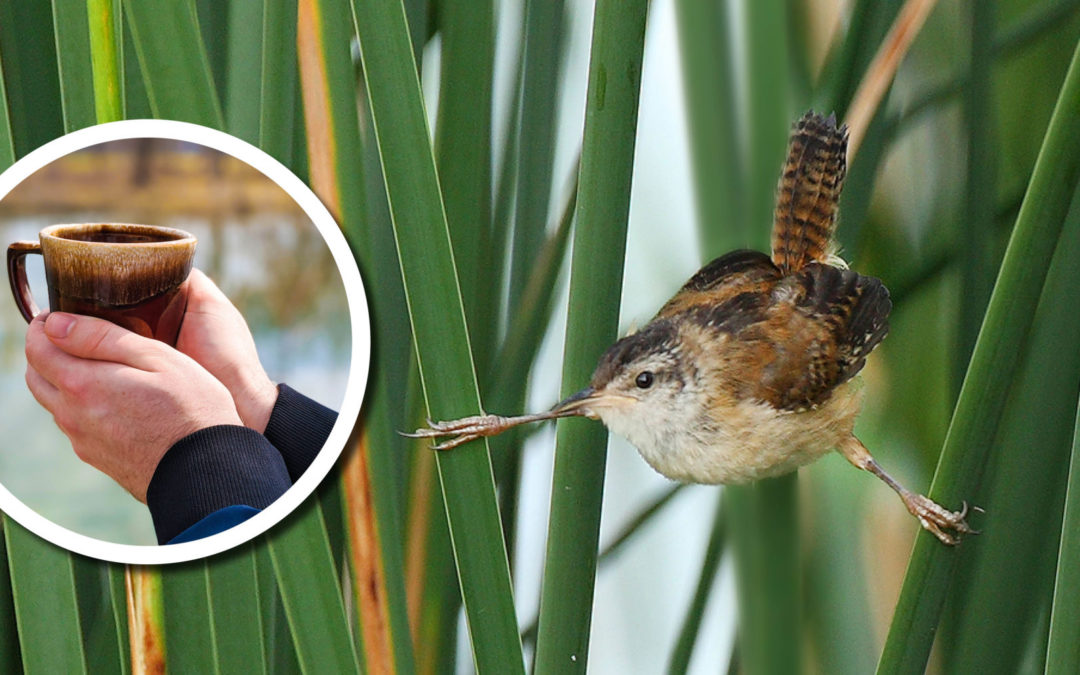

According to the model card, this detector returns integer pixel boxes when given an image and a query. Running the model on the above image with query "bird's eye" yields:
[635,371,654,389]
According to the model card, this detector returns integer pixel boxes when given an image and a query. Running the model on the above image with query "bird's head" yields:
[549,320,692,433]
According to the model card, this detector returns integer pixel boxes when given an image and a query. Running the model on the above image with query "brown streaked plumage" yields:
[407,111,975,545]
[772,112,848,274]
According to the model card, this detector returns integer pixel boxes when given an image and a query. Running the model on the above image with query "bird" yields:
[407,110,975,545]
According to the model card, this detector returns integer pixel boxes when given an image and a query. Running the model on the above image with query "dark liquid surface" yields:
[47,286,188,345]
[59,230,180,244]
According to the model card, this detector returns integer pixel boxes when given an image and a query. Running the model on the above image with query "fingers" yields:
[26,314,151,396]
[24,363,60,411]
[186,268,217,300]
[26,313,72,386]
[40,312,165,371]
[185,268,236,314]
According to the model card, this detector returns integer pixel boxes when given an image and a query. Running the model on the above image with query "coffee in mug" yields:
[7,223,197,345]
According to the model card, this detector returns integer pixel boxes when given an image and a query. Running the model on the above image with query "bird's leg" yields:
[838,436,976,545]
[404,389,598,450]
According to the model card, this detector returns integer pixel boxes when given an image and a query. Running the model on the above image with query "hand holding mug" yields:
[9,225,278,496]
[176,269,279,433]
[23,312,243,503]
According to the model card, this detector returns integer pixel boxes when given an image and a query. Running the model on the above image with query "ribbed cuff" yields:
[264,384,338,482]
[147,425,292,544]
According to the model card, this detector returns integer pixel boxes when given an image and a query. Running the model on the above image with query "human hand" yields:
[175,269,278,433]
[24,311,243,503]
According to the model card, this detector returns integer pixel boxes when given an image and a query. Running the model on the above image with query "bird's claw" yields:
[400,414,510,450]
[904,494,979,545]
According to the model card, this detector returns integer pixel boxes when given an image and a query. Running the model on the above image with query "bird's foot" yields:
[401,415,513,450]
[902,494,978,545]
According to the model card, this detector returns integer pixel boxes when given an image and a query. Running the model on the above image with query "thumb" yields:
[44,312,164,370]
[186,268,234,311]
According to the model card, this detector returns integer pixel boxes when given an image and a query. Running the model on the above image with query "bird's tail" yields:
[771,111,849,274]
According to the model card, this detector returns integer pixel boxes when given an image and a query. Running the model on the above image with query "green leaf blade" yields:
[205,547,267,675]
[160,561,216,673]
[351,0,524,669]
[267,503,359,674]
[259,0,298,170]
[51,0,97,132]
[86,0,124,124]
[4,519,87,674]
[434,0,494,370]
[533,0,649,671]
[877,35,1080,675]
[223,0,264,144]
[945,195,1080,671]
[122,0,223,127]
[1047,398,1080,674]
[0,2,64,156]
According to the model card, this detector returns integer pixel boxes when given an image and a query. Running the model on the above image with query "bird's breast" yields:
[615,379,864,485]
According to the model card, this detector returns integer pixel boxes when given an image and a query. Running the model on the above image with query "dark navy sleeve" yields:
[263,384,338,482]
[147,425,291,545]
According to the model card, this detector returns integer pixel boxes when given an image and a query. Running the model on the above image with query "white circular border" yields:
[0,120,371,564]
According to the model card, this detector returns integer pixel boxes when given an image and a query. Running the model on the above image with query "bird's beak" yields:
[549,386,636,419]
[549,386,598,417]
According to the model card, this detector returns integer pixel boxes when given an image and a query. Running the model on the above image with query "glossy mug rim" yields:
[40,222,197,247]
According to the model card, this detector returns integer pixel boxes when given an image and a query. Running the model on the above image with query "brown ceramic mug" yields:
[7,223,197,345]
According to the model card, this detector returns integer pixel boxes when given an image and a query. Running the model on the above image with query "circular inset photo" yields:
[0,120,369,564]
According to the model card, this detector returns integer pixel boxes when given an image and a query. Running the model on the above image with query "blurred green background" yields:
[0,139,350,544]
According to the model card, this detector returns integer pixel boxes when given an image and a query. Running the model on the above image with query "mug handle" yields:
[7,241,42,323]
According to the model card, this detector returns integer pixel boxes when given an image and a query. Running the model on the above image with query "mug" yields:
[7,223,197,345]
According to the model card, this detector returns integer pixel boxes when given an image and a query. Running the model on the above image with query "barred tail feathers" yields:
[771,111,849,274]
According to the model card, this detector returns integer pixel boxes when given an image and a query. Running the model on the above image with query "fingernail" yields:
[45,313,75,338]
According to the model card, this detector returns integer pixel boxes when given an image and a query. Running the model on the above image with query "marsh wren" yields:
[409,111,974,545]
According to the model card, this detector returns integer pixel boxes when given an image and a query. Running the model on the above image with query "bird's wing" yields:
[656,249,781,320]
[743,263,891,411]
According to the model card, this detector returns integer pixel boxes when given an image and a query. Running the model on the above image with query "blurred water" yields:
[0,214,351,545]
